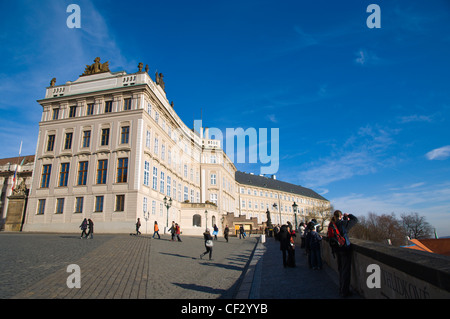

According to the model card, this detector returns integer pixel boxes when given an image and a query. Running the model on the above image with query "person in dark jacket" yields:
[332,210,358,297]
[277,225,292,267]
[306,223,322,269]
[87,219,94,239]
[80,218,88,239]
[200,229,213,260]
[224,225,230,243]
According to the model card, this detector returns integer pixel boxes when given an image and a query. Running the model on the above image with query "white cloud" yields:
[298,124,396,188]
[425,145,450,160]
[355,49,381,66]
[398,114,434,124]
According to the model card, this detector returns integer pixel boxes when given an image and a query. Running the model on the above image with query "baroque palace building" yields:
[7,58,329,235]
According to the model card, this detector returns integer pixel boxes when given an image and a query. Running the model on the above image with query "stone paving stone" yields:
[2,233,257,299]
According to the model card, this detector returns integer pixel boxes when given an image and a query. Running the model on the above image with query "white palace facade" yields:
[18,58,329,236]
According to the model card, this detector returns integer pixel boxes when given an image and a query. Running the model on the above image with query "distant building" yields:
[4,58,329,235]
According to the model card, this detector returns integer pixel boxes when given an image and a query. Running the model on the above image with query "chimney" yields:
[271,175,276,180]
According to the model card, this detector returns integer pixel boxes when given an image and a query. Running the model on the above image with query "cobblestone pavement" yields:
[0,232,257,299]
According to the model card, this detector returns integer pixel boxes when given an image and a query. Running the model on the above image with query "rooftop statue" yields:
[81,57,110,76]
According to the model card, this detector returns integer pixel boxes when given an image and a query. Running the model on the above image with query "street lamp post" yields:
[163,196,172,234]
[204,210,208,231]
[292,202,298,231]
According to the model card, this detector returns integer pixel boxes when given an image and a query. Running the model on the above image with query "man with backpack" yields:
[328,210,358,297]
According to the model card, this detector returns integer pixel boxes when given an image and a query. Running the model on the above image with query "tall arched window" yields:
[193,214,201,227]
[211,215,216,228]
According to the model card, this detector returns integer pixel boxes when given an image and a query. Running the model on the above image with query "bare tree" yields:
[351,212,408,246]
[400,212,433,239]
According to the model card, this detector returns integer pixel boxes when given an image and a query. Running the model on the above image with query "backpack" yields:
[327,222,346,249]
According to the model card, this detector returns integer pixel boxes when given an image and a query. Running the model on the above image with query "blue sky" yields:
[1,0,450,236]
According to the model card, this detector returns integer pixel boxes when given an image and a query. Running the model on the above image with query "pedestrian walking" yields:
[239,225,246,239]
[306,223,322,269]
[213,224,219,240]
[329,210,358,297]
[224,225,229,242]
[80,218,88,239]
[200,228,213,260]
[169,221,176,241]
[87,218,94,239]
[175,223,182,242]
[153,221,160,239]
[136,218,141,235]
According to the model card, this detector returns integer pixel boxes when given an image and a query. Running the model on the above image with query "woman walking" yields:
[200,228,213,260]
[80,218,88,239]
[153,221,160,239]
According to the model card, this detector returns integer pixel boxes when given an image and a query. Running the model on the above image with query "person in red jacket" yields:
[175,223,182,242]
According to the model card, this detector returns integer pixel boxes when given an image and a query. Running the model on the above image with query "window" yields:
[184,186,188,201]
[193,214,201,227]
[87,104,94,115]
[116,158,128,183]
[96,160,108,184]
[101,128,110,146]
[116,195,125,211]
[160,171,165,193]
[160,203,163,216]
[143,161,150,186]
[210,193,218,205]
[56,198,64,214]
[210,174,216,185]
[52,109,59,120]
[190,189,194,202]
[47,135,55,152]
[95,196,104,212]
[210,155,216,164]
[123,98,131,110]
[152,200,156,215]
[105,101,112,113]
[59,163,70,187]
[64,132,73,150]
[167,176,171,196]
[121,126,130,144]
[154,137,159,154]
[143,197,148,213]
[82,130,91,148]
[155,111,159,123]
[37,199,46,215]
[152,167,158,190]
[147,102,152,115]
[69,106,77,118]
[40,164,52,188]
[161,144,165,160]
[146,130,151,148]
[77,161,88,185]
[75,197,83,213]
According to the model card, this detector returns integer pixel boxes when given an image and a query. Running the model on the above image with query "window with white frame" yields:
[144,161,150,186]
[152,167,158,190]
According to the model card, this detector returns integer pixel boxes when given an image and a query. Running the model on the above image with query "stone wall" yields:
[320,237,450,299]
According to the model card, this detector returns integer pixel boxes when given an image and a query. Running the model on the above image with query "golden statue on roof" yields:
[81,57,110,76]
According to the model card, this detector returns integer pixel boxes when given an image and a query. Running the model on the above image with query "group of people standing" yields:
[294,210,358,297]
